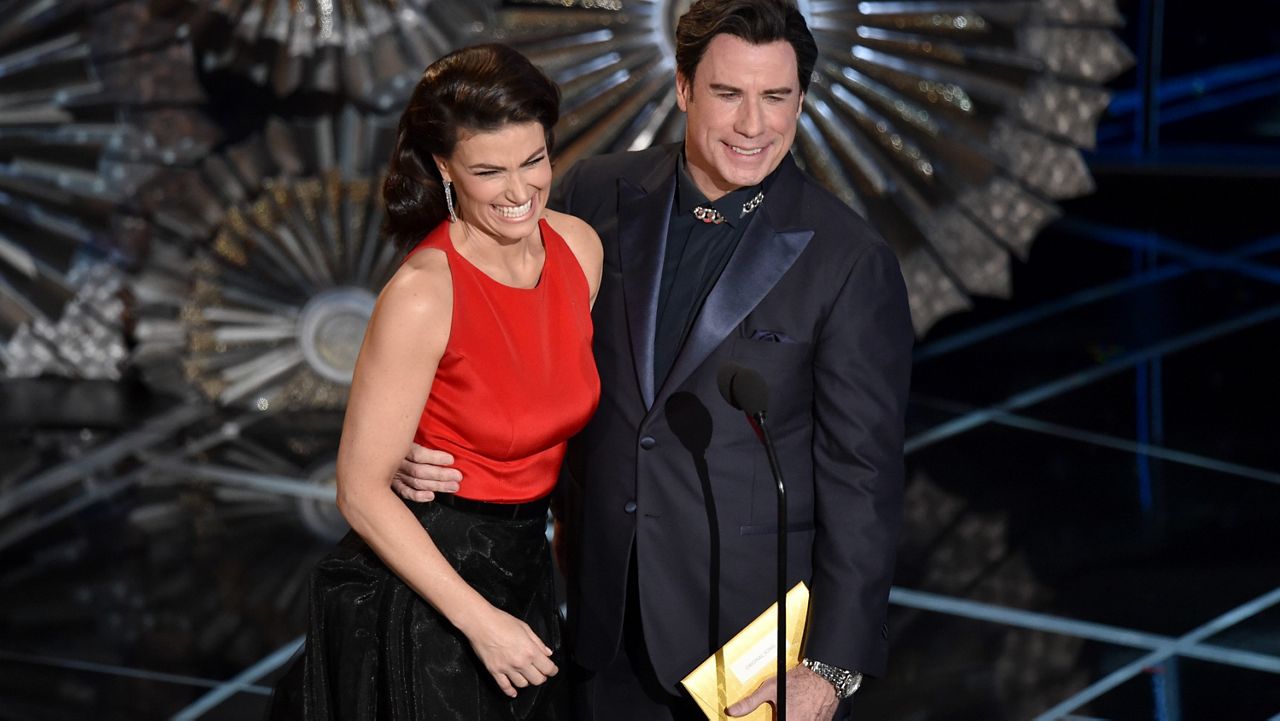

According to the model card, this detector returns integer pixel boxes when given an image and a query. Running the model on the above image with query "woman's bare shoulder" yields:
[378,246,453,324]
[543,210,601,262]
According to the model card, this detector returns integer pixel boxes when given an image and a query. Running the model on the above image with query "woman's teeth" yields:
[494,199,533,218]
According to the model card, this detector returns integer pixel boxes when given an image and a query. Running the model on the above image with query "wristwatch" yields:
[801,658,863,699]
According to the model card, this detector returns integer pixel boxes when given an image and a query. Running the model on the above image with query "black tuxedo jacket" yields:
[553,143,912,690]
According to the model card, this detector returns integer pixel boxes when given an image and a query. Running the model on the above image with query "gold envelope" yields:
[680,583,810,721]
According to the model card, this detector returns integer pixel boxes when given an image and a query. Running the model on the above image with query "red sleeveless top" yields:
[403,219,600,503]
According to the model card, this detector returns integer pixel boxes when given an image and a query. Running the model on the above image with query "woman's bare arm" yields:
[335,248,556,696]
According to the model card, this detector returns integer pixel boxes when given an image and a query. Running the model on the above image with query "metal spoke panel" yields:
[0,0,219,379]
[130,107,400,412]
[183,0,496,109]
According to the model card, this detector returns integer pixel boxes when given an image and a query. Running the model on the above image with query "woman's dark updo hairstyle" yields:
[382,44,560,250]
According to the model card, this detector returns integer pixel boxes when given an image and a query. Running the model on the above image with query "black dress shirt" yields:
[652,154,765,388]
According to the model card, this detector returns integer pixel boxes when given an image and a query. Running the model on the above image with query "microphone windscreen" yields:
[732,366,770,416]
[717,363,743,408]
[716,362,770,416]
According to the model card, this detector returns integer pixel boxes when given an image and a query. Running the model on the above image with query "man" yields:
[395,0,912,718]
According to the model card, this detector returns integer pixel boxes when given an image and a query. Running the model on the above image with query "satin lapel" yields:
[618,165,677,409]
[653,214,814,408]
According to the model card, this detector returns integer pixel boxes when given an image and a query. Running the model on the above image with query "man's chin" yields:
[722,159,780,188]
[723,168,771,189]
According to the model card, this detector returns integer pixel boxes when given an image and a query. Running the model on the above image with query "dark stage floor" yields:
[1,171,1279,720]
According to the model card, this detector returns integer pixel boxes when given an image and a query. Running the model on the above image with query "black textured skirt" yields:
[267,498,566,721]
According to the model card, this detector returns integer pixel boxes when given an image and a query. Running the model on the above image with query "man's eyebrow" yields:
[707,83,794,96]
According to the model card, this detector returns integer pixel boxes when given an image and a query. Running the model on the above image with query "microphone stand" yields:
[719,363,789,720]
[749,411,787,721]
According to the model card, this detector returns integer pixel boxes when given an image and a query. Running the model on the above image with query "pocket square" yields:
[749,329,797,343]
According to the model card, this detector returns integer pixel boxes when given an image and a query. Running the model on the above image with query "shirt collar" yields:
[676,150,766,228]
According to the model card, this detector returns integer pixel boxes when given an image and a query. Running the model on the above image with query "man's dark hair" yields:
[675,0,818,92]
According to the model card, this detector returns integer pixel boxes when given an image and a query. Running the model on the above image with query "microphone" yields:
[717,363,769,417]
[717,362,788,720]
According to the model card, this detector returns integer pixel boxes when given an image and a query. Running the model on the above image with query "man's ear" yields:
[795,90,805,119]
[675,72,692,113]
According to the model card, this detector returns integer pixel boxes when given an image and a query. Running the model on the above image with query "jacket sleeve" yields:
[804,238,913,677]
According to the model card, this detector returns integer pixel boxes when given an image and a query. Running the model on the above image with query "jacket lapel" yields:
[652,155,814,409]
[618,149,679,409]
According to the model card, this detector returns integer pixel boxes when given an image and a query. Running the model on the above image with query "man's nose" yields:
[735,99,764,136]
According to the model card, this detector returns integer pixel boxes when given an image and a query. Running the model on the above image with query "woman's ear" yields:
[431,155,452,184]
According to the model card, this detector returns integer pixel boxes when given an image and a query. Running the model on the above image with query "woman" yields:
[269,44,602,720]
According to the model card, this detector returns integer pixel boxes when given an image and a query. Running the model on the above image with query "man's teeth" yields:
[731,146,763,155]
[494,199,533,218]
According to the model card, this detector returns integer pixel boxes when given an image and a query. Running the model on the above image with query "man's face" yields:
[676,34,804,201]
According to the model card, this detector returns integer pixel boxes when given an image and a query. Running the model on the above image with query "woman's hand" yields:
[462,605,559,697]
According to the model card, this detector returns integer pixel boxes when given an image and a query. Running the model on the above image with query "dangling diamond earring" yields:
[444,180,458,223]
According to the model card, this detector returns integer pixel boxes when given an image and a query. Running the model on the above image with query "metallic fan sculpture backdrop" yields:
[131,108,400,413]
[185,0,494,110]
[493,0,1133,333]
[0,0,218,379]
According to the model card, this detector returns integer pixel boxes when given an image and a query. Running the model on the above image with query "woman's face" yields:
[435,122,552,243]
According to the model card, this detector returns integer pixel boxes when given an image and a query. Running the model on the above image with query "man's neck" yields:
[682,148,737,201]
